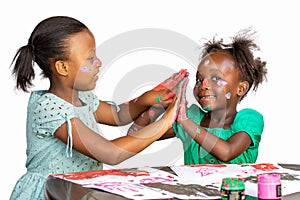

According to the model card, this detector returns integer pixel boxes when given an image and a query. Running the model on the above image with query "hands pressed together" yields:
[127,68,190,135]
[150,68,190,124]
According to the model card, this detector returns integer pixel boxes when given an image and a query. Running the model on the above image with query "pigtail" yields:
[11,44,35,92]
[231,28,267,92]
[201,36,224,58]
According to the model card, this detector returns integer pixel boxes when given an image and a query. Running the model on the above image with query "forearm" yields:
[117,97,149,125]
[110,117,170,164]
[117,90,170,125]
[180,119,231,161]
[127,106,165,134]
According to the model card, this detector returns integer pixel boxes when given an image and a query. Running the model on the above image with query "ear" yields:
[54,60,69,76]
[237,81,249,97]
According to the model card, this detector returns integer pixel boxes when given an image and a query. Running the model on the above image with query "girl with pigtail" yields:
[9,16,185,200]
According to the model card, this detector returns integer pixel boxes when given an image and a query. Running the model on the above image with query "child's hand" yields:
[139,89,175,108]
[162,96,180,127]
[153,69,189,95]
[177,77,189,123]
[162,77,189,126]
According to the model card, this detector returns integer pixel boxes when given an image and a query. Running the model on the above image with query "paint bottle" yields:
[258,173,281,200]
[220,177,245,200]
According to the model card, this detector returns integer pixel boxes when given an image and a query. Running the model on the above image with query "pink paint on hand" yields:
[149,110,155,118]
[153,69,188,91]
[168,92,175,100]
[179,69,187,75]
[153,84,168,91]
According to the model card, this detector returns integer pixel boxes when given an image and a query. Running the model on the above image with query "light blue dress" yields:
[10,90,103,200]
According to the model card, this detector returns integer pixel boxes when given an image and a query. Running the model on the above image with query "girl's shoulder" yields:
[29,90,71,108]
[28,90,98,107]
[232,108,264,133]
[236,108,263,119]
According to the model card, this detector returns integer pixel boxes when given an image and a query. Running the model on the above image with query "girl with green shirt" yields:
[128,28,267,165]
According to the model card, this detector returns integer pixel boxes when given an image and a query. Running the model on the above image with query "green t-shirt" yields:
[173,104,264,165]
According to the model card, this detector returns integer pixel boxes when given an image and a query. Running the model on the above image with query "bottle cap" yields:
[221,177,245,191]
[258,173,280,183]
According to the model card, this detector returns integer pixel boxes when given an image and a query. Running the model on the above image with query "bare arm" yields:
[94,89,173,126]
[179,119,252,162]
[127,106,175,140]
[54,97,179,165]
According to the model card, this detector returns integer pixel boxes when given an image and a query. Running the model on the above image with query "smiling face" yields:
[67,29,102,91]
[194,52,246,112]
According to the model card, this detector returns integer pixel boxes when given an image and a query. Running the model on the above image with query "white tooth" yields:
[202,96,214,99]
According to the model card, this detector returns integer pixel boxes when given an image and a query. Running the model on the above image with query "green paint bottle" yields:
[221,177,246,200]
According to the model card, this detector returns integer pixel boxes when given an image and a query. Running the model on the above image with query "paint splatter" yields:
[52,169,150,180]
[217,80,227,86]
[225,92,231,99]
[149,110,155,118]
[202,79,208,88]
[155,96,162,103]
[203,59,210,66]
[168,92,175,100]
[142,182,220,197]
[80,66,92,72]
[204,105,211,111]
[93,59,101,66]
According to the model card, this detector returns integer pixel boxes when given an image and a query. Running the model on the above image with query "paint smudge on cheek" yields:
[80,66,93,72]
[216,80,230,99]
[204,105,211,111]
[217,80,227,87]
[225,92,231,99]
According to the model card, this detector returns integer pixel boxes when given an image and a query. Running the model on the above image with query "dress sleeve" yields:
[30,95,76,157]
[232,108,264,147]
[31,96,75,138]
[79,91,100,112]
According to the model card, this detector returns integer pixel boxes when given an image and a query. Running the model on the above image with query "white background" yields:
[1,0,299,199]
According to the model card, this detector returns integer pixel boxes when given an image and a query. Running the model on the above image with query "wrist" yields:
[179,117,189,129]
[178,114,188,124]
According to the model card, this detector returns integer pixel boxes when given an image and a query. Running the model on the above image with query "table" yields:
[44,164,300,200]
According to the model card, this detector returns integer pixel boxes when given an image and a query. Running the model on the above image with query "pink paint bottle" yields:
[258,173,282,200]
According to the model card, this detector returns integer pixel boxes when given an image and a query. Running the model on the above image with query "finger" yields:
[182,77,189,93]
[170,97,180,123]
[167,69,188,89]
[153,71,179,91]
[152,90,175,108]
[177,78,189,121]
[153,69,188,91]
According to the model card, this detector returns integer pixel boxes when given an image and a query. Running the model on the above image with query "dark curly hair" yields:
[200,27,267,100]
